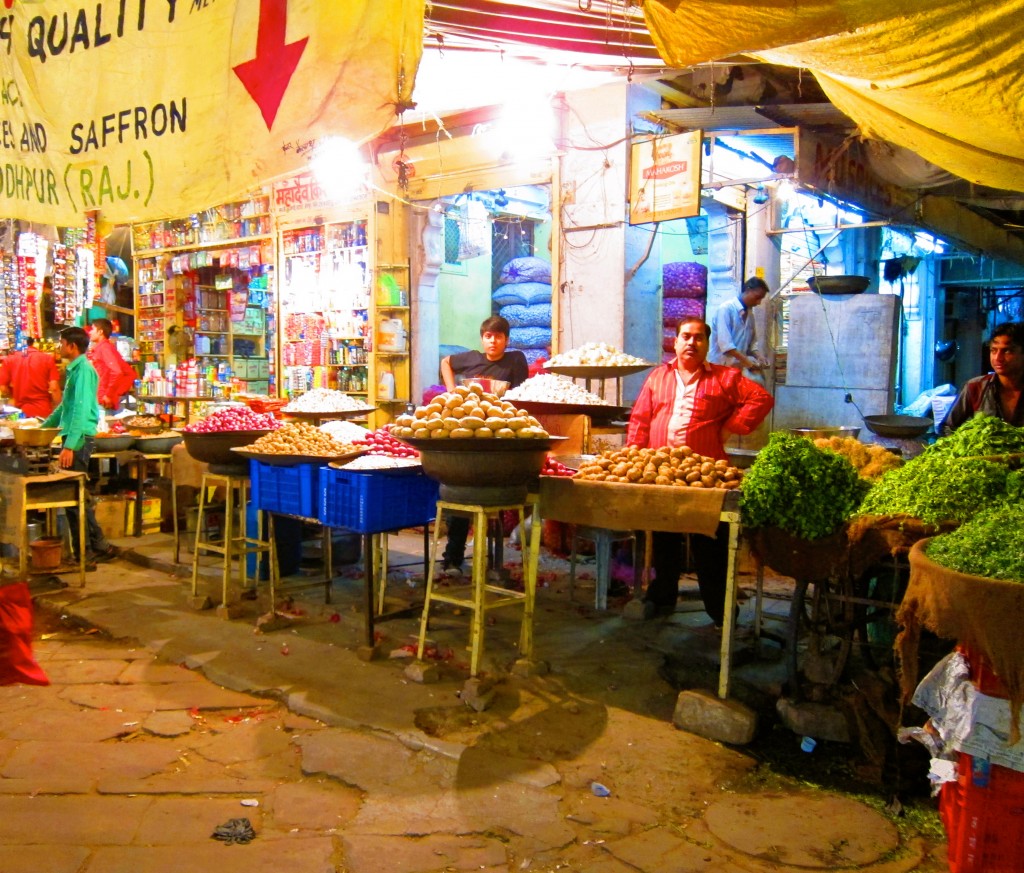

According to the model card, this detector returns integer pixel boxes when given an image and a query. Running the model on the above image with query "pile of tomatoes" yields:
[356,427,420,458]
[540,455,575,477]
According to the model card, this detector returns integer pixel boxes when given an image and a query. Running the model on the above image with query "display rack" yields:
[277,200,411,426]
[132,191,275,412]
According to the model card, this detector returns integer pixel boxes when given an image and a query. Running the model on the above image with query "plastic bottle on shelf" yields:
[378,370,396,401]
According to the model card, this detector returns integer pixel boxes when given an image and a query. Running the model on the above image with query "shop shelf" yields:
[250,460,321,518]
[319,467,438,534]
[941,752,1024,873]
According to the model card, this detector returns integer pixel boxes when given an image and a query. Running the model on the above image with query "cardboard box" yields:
[93,496,126,540]
[125,497,161,535]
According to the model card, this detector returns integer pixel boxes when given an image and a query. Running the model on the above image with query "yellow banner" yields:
[0,0,424,226]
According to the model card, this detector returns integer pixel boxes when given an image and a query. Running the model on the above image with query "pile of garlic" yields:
[546,342,646,367]
[283,389,370,412]
[504,374,609,405]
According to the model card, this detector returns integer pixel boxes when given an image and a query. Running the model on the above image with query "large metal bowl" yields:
[13,427,59,447]
[180,430,272,467]
[93,434,136,452]
[808,275,871,295]
[863,415,933,438]
[789,426,861,440]
[397,436,562,504]
[134,433,184,455]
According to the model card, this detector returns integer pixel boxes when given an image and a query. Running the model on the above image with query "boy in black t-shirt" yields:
[440,315,528,391]
[438,316,529,573]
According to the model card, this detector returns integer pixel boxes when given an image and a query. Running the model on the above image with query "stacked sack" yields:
[662,261,707,360]
[493,256,553,366]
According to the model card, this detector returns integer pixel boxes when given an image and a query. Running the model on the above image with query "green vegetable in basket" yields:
[857,455,1008,525]
[925,504,1024,583]
[740,432,869,540]
[925,414,1024,459]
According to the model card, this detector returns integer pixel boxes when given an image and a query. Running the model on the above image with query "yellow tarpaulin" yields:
[0,0,425,226]
[643,0,1024,193]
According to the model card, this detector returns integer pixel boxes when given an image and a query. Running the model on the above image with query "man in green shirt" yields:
[42,327,118,568]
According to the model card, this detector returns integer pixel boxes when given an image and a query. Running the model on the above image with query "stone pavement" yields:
[0,534,950,872]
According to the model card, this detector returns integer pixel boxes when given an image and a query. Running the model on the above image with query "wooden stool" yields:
[417,498,540,676]
[190,471,276,611]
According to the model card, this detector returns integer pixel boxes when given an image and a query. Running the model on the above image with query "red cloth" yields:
[626,359,773,460]
[0,582,49,686]
[87,339,135,409]
[0,347,59,418]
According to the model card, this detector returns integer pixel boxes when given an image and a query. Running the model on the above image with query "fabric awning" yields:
[642,0,1024,193]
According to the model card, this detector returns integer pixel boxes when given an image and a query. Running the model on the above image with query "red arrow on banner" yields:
[233,0,308,130]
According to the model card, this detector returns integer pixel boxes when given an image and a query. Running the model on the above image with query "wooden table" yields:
[0,470,87,586]
[539,477,743,699]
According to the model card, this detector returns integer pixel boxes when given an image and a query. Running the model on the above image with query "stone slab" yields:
[191,720,293,765]
[143,710,195,737]
[119,660,204,684]
[61,682,267,712]
[704,793,900,867]
[343,834,507,873]
[85,836,336,873]
[134,796,264,844]
[4,706,144,743]
[673,688,757,745]
[40,659,130,685]
[269,781,363,831]
[1,741,182,783]
[0,845,90,873]
[0,796,151,845]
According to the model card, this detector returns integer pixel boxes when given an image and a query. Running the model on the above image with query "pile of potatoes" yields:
[574,445,743,489]
[245,421,363,456]
[390,383,550,440]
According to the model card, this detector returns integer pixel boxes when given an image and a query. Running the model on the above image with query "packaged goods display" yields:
[390,383,549,440]
[573,445,743,488]
[504,374,609,405]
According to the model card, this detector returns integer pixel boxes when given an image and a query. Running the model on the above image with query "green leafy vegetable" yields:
[925,505,1024,583]
[856,456,1008,525]
[926,414,1024,458]
[740,432,869,540]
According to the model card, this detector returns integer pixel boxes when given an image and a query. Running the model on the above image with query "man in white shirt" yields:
[709,277,770,374]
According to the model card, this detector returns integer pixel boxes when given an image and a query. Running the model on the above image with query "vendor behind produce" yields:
[438,316,529,575]
[440,315,529,392]
[628,317,773,623]
[940,321,1024,435]
[708,277,770,375]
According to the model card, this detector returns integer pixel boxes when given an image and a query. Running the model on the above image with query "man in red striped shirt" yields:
[627,317,773,624]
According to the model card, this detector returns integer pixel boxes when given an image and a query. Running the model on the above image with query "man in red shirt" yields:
[627,317,773,624]
[0,338,62,418]
[87,319,136,410]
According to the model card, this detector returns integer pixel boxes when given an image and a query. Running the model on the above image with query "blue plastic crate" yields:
[319,467,439,533]
[250,460,320,518]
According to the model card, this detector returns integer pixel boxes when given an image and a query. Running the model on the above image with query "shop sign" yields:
[629,130,702,225]
[0,0,423,227]
[797,129,908,218]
